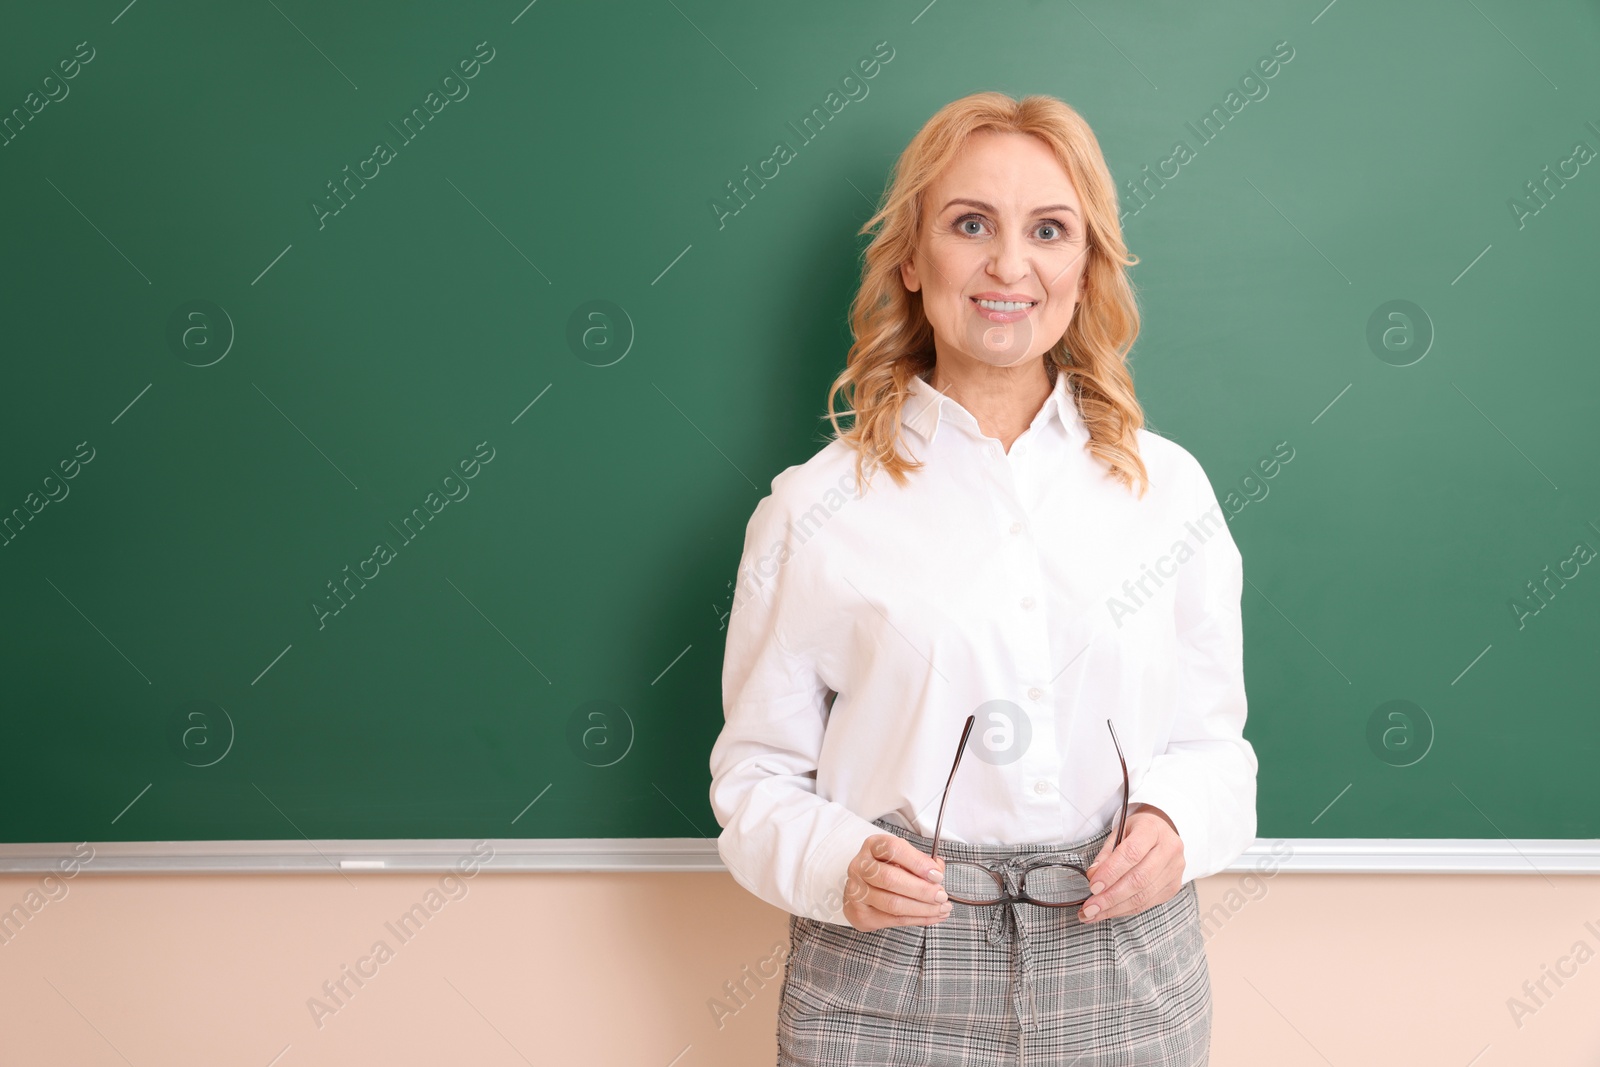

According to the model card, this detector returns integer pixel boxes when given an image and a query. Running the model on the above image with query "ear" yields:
[899,258,921,293]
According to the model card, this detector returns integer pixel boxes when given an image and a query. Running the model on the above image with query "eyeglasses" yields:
[927,716,1128,908]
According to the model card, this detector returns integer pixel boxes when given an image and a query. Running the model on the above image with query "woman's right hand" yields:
[841,834,953,931]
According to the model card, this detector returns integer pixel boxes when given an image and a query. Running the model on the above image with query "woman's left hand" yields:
[1078,804,1184,923]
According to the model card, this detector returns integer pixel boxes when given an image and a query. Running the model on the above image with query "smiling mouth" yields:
[970,296,1037,322]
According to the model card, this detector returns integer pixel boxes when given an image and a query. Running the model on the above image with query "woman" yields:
[708,91,1256,1066]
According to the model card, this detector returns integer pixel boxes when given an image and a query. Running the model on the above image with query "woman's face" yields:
[899,130,1090,370]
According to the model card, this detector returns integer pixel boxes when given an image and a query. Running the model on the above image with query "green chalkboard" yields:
[2,0,1597,847]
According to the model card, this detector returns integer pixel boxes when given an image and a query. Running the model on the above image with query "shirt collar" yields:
[902,367,1087,447]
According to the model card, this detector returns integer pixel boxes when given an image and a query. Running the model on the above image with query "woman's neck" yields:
[926,358,1056,453]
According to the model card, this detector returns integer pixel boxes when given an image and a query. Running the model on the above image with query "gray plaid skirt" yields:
[776,816,1210,1066]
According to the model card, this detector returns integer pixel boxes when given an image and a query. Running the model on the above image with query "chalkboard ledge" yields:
[3,838,1600,875]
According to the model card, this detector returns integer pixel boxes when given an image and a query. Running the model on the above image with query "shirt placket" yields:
[985,434,1061,841]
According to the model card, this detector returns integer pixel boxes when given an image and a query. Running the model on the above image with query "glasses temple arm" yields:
[930,715,975,860]
[1106,719,1129,849]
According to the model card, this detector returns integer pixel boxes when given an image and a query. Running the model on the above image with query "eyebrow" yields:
[942,198,1079,218]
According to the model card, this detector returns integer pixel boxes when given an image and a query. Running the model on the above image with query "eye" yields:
[1036,219,1073,241]
[952,213,1075,241]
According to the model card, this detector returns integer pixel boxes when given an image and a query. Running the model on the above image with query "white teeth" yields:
[975,299,1034,311]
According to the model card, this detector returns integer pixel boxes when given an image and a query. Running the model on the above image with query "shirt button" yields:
[1027,687,1043,701]
[1033,780,1051,796]
[1021,596,1036,610]
[1009,521,1023,535]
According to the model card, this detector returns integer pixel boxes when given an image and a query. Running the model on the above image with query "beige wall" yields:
[2,866,1597,1064]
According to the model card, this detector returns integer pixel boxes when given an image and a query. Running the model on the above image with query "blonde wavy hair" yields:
[825,91,1149,497]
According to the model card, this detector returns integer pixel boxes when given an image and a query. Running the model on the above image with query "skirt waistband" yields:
[870,816,1115,866]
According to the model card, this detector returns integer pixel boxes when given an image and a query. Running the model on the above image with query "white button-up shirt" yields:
[709,368,1257,926]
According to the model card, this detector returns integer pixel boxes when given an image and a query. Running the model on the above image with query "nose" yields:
[984,228,1029,286]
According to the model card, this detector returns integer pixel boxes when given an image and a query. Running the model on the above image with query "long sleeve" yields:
[1125,456,1259,885]
[709,491,885,927]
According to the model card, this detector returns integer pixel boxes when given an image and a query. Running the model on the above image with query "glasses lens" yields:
[942,861,1004,903]
[1023,863,1091,904]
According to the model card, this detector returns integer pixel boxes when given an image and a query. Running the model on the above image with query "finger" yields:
[840,843,928,914]
[1083,815,1159,896]
[1086,853,1180,922]
[862,862,950,912]
[848,902,952,932]
[858,836,948,905]
[853,881,953,920]
[1081,842,1179,922]
[845,840,950,922]
[878,833,947,883]
[1078,819,1157,913]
